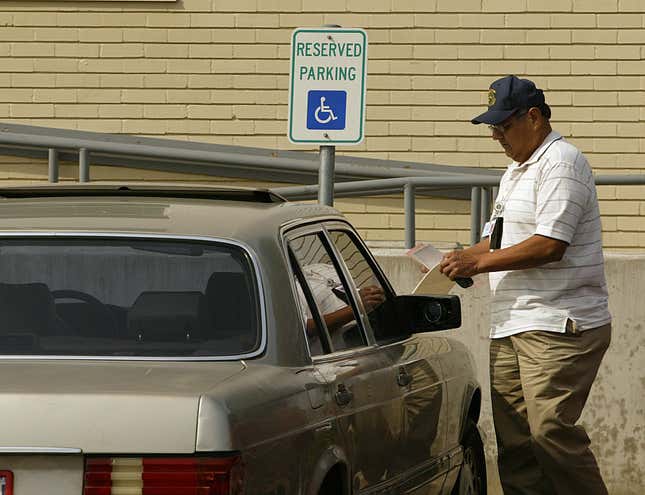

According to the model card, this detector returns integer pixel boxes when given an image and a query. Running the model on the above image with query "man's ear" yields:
[527,107,542,128]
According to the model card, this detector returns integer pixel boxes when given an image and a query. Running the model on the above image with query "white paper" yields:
[407,243,455,295]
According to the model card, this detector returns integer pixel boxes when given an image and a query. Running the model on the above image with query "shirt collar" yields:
[510,130,563,170]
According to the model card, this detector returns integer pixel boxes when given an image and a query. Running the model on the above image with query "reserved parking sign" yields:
[288,27,367,145]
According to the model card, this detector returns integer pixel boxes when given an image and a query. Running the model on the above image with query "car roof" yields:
[0,183,344,242]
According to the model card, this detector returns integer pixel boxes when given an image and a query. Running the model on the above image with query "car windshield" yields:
[0,237,261,358]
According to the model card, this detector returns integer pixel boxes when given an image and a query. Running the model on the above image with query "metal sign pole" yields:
[318,145,335,206]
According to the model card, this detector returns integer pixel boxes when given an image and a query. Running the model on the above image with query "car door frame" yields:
[283,220,404,494]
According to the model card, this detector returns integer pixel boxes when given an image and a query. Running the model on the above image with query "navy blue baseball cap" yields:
[471,75,546,125]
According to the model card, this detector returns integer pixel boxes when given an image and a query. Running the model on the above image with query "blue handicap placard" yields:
[306,90,347,130]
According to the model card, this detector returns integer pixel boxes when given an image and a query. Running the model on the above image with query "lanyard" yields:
[492,167,527,218]
[492,135,563,218]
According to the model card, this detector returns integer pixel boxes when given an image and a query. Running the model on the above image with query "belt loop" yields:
[566,319,579,335]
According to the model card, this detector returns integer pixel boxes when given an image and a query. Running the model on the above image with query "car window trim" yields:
[0,231,267,362]
[282,223,332,360]
[319,227,377,347]
[286,244,333,356]
[318,229,374,349]
[282,224,373,359]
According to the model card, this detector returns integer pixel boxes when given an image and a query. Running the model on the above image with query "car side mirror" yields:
[394,294,461,332]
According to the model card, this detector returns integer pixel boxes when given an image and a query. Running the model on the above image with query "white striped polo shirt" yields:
[488,131,611,339]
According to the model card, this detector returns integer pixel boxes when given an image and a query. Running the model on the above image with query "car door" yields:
[286,226,403,494]
[388,335,452,494]
[325,224,449,494]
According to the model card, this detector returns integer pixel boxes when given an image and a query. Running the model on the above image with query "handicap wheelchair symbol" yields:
[314,97,338,124]
[307,90,346,130]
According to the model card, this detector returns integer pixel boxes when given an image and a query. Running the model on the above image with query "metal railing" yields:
[1,122,645,250]
[0,122,500,187]
[274,174,645,248]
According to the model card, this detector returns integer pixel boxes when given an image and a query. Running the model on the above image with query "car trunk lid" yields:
[0,359,245,453]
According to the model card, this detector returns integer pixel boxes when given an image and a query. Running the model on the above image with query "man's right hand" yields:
[439,250,481,280]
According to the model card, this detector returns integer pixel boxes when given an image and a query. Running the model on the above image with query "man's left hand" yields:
[359,286,386,311]
[439,250,480,279]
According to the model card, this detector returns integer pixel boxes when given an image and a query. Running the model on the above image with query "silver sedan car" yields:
[0,184,485,495]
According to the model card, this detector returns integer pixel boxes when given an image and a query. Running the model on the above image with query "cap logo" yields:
[488,89,496,107]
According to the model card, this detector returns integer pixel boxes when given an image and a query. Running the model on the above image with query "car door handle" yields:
[335,384,353,406]
[397,367,413,387]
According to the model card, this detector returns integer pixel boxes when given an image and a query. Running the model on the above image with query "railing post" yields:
[404,182,415,249]
[79,148,89,182]
[48,148,59,183]
[481,187,491,231]
[492,186,499,203]
[470,186,482,247]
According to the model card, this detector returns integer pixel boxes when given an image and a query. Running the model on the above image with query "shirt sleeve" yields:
[534,160,591,244]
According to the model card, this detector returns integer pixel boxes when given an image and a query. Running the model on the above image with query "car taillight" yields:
[84,455,243,495]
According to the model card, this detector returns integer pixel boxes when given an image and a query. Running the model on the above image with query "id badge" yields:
[481,221,493,238]
[489,217,504,250]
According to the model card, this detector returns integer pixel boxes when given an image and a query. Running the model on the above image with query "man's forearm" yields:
[324,306,355,331]
[465,238,490,256]
[306,305,354,335]
[476,235,567,273]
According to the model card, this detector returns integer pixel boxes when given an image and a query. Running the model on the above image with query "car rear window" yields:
[0,237,261,358]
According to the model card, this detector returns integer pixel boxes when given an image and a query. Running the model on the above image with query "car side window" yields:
[327,229,400,343]
[288,233,368,355]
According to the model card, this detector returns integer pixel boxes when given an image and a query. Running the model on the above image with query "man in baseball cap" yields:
[440,75,611,495]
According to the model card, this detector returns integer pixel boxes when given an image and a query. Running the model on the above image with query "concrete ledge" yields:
[375,253,645,495]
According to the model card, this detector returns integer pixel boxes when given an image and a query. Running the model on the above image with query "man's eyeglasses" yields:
[488,110,528,134]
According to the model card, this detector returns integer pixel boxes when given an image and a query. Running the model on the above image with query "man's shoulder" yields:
[544,136,587,168]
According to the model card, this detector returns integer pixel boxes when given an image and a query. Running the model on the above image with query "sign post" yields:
[319,144,335,206]
[288,27,368,206]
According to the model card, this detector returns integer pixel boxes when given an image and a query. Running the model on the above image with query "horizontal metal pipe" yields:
[0,131,497,182]
[1,127,643,191]
[595,175,645,185]
[275,174,645,200]
[275,175,503,199]
[284,188,403,201]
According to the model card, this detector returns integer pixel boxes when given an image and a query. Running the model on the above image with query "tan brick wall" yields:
[0,2,644,249]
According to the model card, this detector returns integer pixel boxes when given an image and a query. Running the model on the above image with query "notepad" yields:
[407,243,456,295]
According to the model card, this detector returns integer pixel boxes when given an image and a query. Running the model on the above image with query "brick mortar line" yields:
[3,24,645,27]
[7,55,645,60]
[3,12,645,15]
[5,41,645,45]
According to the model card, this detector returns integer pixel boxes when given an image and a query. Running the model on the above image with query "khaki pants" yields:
[490,324,611,495]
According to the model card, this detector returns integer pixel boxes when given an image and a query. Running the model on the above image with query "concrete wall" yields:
[375,252,645,495]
